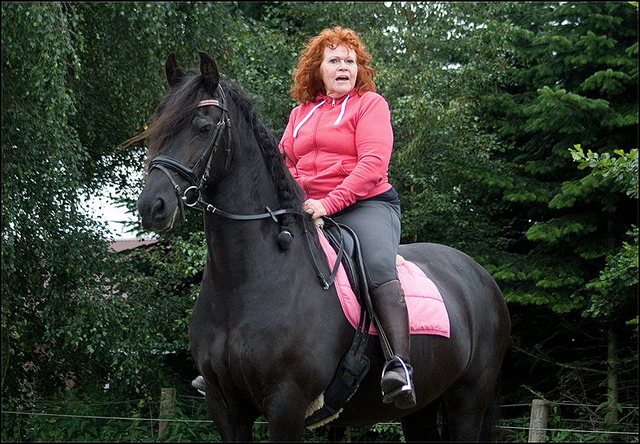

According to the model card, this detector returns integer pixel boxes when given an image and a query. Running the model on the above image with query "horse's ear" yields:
[199,51,219,94]
[165,53,185,88]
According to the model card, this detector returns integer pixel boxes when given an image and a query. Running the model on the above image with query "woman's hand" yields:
[303,198,327,220]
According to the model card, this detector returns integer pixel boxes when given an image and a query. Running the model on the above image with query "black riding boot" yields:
[371,279,417,409]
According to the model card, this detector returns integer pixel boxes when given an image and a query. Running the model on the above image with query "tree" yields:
[2,2,115,403]
[1,0,324,413]
[373,2,518,256]
[477,0,638,415]
[1,1,242,408]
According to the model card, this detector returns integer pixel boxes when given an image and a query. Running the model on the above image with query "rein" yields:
[303,217,344,290]
[198,202,300,221]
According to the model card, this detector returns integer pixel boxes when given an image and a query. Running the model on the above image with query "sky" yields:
[87,186,139,239]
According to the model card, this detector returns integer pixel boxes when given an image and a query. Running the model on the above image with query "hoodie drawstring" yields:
[333,94,350,126]
[293,100,326,138]
[293,95,351,138]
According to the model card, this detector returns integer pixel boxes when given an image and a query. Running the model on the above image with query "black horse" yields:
[136,52,511,441]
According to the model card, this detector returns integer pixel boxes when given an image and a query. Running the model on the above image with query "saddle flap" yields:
[322,222,363,298]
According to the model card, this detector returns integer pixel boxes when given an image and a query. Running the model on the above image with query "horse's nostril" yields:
[151,197,165,219]
[138,192,174,232]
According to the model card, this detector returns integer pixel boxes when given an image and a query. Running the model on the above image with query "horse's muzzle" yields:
[137,186,180,232]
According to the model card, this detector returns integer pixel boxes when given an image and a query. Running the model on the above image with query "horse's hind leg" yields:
[400,398,442,441]
[442,380,494,441]
[326,425,346,441]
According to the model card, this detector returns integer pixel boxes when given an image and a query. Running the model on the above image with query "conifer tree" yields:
[478,1,638,412]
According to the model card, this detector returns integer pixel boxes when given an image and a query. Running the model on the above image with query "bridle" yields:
[148,85,230,219]
[147,85,299,223]
[147,84,343,286]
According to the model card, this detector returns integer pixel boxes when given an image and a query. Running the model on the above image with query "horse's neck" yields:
[209,123,280,211]
[204,219,307,297]
[203,150,291,278]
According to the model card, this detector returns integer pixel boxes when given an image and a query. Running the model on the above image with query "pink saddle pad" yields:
[317,228,450,337]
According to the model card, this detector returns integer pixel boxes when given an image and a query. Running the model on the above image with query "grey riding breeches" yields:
[331,198,401,288]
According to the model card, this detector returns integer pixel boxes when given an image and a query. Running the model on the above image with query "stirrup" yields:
[380,356,415,407]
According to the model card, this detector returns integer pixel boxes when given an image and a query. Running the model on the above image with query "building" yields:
[109,237,157,253]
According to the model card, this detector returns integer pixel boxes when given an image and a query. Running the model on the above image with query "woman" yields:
[279,26,416,409]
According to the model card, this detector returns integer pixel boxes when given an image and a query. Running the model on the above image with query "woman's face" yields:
[320,44,358,99]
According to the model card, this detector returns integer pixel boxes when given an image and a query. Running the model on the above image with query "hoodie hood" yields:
[314,88,359,104]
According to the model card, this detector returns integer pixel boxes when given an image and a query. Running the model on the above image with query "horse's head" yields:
[137,52,230,232]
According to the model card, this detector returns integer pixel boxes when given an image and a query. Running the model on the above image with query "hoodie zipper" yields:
[311,101,329,176]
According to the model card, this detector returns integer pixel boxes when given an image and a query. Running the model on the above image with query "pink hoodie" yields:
[279,90,394,215]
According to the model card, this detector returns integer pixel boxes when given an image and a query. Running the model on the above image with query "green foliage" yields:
[570,145,638,198]
[584,226,638,321]
[474,1,637,422]
[1,0,235,411]
[498,403,639,442]
[1,1,120,405]
[369,421,404,441]
[369,2,516,253]
[2,1,638,440]
[2,387,152,442]
[477,1,638,320]
[563,146,638,323]
[526,215,599,243]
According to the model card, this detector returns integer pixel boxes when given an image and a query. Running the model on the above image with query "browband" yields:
[197,99,220,107]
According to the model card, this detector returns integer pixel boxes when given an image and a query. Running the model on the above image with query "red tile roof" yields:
[109,238,158,252]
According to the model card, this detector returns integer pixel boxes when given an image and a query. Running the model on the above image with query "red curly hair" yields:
[290,27,376,104]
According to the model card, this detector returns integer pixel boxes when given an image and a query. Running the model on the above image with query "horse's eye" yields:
[200,124,212,134]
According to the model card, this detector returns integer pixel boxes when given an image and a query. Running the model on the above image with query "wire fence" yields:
[3,395,639,442]
[2,409,639,436]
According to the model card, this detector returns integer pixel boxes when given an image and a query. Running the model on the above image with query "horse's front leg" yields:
[204,379,259,441]
[264,382,309,441]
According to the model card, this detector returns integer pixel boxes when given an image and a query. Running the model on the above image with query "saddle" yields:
[304,218,380,429]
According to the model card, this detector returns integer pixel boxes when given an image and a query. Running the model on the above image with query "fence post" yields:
[528,398,549,442]
[159,387,176,439]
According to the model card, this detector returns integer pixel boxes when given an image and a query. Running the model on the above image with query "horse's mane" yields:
[222,79,305,213]
[127,73,304,215]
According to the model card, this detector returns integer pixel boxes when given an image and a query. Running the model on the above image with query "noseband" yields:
[147,86,299,223]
